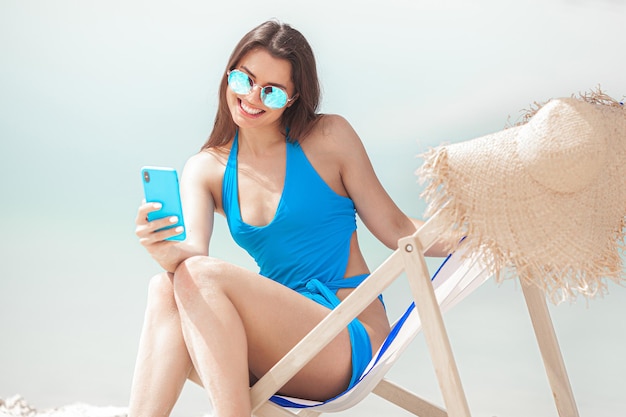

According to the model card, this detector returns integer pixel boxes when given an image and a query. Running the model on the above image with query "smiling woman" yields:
[2,1,625,416]
[129,20,445,417]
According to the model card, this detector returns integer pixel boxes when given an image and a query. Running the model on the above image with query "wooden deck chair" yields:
[249,213,491,417]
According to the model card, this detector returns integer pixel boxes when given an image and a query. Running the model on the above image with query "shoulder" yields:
[180,145,233,212]
[186,145,230,172]
[300,114,372,187]
[182,145,231,187]
[304,114,363,153]
[313,114,357,137]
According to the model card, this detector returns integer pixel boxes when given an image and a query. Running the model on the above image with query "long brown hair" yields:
[201,20,321,150]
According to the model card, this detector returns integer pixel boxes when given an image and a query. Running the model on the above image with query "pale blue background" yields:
[1,1,625,416]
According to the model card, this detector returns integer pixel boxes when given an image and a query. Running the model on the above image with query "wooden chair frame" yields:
[249,212,580,417]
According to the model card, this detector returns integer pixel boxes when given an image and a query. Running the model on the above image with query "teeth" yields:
[240,100,263,115]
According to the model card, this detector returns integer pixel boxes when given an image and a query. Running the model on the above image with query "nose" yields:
[244,84,263,105]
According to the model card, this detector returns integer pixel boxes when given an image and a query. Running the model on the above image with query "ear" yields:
[286,93,300,108]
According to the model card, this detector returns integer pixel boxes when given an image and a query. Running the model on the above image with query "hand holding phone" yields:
[141,166,186,241]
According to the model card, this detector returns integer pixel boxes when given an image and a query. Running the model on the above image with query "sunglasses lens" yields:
[227,71,252,95]
[228,70,290,109]
[260,86,288,109]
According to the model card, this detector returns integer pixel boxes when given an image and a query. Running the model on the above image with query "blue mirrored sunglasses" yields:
[227,70,296,109]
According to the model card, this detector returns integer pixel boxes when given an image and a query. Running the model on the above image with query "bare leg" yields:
[172,256,390,417]
[128,272,194,417]
[174,261,252,417]
[128,256,389,417]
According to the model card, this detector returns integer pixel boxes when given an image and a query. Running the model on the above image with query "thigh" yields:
[177,257,354,400]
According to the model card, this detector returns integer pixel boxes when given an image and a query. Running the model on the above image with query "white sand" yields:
[0,396,128,417]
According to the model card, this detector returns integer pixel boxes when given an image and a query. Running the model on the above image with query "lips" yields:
[239,99,265,117]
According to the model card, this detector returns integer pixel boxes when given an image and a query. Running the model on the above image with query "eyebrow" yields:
[240,65,289,91]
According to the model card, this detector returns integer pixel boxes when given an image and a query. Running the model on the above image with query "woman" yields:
[131,20,446,417]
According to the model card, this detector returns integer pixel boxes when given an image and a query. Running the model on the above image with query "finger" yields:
[136,216,183,240]
[136,202,162,224]
[154,226,185,241]
[138,235,176,247]
[139,226,184,245]
[146,215,180,232]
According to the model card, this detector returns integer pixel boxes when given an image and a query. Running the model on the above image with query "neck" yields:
[238,125,286,156]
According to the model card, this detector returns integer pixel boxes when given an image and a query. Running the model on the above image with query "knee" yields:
[144,272,177,319]
[173,256,229,301]
[147,271,174,295]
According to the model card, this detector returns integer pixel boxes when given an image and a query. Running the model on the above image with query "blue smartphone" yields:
[141,166,186,241]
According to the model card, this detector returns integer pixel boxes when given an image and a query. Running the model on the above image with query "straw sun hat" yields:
[418,90,626,303]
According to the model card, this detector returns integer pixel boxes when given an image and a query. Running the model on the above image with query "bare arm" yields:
[329,116,449,257]
[135,151,220,272]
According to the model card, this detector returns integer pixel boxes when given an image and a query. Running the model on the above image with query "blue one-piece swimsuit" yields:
[222,130,373,390]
